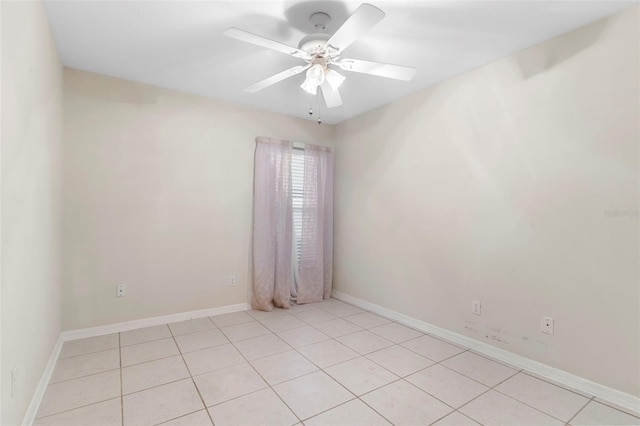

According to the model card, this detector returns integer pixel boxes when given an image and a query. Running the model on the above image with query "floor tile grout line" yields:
[402,376,465,413]
[390,340,600,423]
[249,320,452,392]
[296,395,360,423]
[448,381,496,417]
[426,409,458,426]
[322,356,402,394]
[450,409,486,426]
[124,355,191,396]
[210,315,255,328]
[465,348,527,370]
[119,336,177,354]
[262,364,319,386]
[168,319,220,336]
[355,374,464,420]
[201,369,319,408]
[302,319,365,339]
[452,367,570,424]
[353,378,412,425]
[58,344,121,360]
[565,396,595,426]
[404,363,533,425]
[296,347,360,371]
[47,366,122,386]
[396,338,468,362]
[170,326,221,339]
[216,319,392,423]
[354,374,410,396]
[120,335,173,348]
[120,377,196,398]
[520,370,595,400]
[176,338,231,356]
[217,322,273,343]
[354,398,396,425]
[591,399,640,421]
[144,338,377,407]
[360,342,510,423]
[299,397,364,424]
[170,326,216,426]
[363,351,434,380]
[211,319,255,328]
[432,355,514,389]
[376,312,600,411]
[151,408,206,426]
[292,372,360,423]
[122,352,185,370]
[328,346,403,375]
[491,381,589,424]
[33,397,123,421]
[275,328,333,349]
[225,330,305,424]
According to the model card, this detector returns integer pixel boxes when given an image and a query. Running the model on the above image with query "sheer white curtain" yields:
[297,145,334,303]
[251,137,293,311]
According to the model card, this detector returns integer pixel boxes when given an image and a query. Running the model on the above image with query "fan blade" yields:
[320,81,343,108]
[337,59,416,81]
[224,28,310,60]
[324,3,385,52]
[244,65,310,93]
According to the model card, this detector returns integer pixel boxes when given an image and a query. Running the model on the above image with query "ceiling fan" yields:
[223,3,416,111]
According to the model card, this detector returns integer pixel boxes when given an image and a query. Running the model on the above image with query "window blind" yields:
[292,148,304,270]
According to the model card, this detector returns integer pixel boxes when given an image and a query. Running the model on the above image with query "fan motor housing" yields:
[298,33,331,54]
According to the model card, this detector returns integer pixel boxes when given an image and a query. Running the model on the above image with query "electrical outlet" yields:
[472,300,481,315]
[541,316,554,334]
[116,284,126,297]
[229,275,236,286]
[11,367,18,398]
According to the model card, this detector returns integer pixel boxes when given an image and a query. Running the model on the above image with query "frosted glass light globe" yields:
[305,64,326,86]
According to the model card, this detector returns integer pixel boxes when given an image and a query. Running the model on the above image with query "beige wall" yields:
[1,1,63,424]
[333,7,639,397]
[62,69,334,331]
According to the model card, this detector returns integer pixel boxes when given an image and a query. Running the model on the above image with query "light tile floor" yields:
[35,299,640,426]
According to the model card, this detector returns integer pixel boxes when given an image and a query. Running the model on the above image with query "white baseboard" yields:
[61,303,248,341]
[332,290,640,415]
[24,302,248,425]
[23,336,64,426]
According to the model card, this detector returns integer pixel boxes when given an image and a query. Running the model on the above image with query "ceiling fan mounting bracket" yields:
[309,12,331,31]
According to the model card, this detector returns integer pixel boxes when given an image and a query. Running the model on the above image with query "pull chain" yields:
[307,90,322,125]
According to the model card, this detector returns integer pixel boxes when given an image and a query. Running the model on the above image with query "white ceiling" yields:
[44,0,634,124]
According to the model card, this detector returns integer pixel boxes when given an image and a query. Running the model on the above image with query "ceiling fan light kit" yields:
[223,3,417,121]
[301,64,326,95]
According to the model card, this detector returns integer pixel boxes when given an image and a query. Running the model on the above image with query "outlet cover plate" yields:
[541,316,554,334]
[116,284,126,297]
